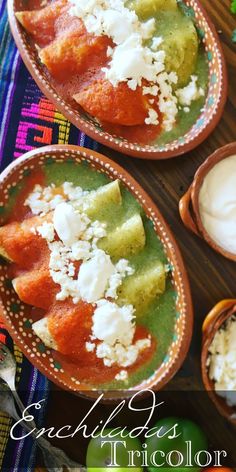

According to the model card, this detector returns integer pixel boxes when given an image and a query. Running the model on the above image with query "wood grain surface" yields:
[30,1,236,470]
[99,0,236,383]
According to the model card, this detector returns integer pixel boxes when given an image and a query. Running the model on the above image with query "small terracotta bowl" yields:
[0,145,193,399]
[8,0,227,159]
[201,299,236,425]
[179,142,236,262]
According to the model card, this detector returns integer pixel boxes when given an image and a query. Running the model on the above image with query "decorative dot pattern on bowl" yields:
[0,146,193,394]
[8,0,227,159]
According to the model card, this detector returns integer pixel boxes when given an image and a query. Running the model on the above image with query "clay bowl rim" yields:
[201,299,236,425]
[7,0,228,160]
[0,144,193,398]
[190,142,236,262]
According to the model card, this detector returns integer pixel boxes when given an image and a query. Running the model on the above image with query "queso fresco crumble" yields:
[25,181,152,381]
[15,0,207,141]
[69,0,204,129]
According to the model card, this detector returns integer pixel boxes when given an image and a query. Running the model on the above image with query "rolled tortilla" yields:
[99,213,146,259]
[32,317,57,349]
[12,268,58,310]
[0,216,49,266]
[117,261,166,316]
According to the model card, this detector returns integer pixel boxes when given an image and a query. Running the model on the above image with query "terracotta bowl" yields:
[201,299,236,425]
[179,142,236,261]
[0,145,193,398]
[8,0,227,160]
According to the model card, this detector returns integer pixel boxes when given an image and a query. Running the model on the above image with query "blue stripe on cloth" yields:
[0,0,51,469]
[0,326,51,471]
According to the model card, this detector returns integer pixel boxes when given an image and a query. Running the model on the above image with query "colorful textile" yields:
[0,1,98,172]
[0,323,49,472]
[0,0,97,468]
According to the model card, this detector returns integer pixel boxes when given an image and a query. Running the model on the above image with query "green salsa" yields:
[126,0,209,145]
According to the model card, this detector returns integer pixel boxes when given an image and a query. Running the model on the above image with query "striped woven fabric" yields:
[0,0,97,468]
[0,0,98,171]
[0,323,50,471]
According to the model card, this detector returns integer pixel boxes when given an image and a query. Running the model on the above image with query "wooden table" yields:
[16,0,236,469]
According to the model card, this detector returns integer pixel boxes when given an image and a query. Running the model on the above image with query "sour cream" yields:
[199,155,236,254]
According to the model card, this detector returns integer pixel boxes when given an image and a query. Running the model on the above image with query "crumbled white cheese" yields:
[69,0,165,91]
[48,235,108,303]
[127,79,138,91]
[69,0,154,45]
[50,195,67,211]
[157,72,178,132]
[159,97,178,132]
[25,182,114,302]
[176,75,205,106]
[115,258,134,278]
[168,72,178,84]
[70,0,136,43]
[106,258,134,299]
[77,250,115,303]
[62,182,87,201]
[208,316,236,407]
[91,299,151,368]
[53,202,87,246]
[25,180,152,372]
[70,240,91,261]
[105,273,123,299]
[49,240,80,300]
[143,85,159,96]
[34,209,133,303]
[29,184,131,304]
[85,341,96,352]
[69,0,181,132]
[84,220,107,242]
[25,182,88,215]
[37,222,55,242]
[92,299,135,346]
[151,36,163,51]
[25,182,106,303]
[115,370,128,381]
[145,108,159,126]
[102,34,166,89]
[100,9,135,44]
[24,184,55,215]
[96,336,151,367]
[107,45,113,57]
[140,18,155,39]
[68,262,75,277]
[183,106,190,113]
[49,241,71,272]
[30,227,37,235]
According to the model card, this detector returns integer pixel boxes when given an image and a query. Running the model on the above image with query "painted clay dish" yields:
[179,142,236,261]
[8,0,227,160]
[201,299,236,425]
[0,145,193,397]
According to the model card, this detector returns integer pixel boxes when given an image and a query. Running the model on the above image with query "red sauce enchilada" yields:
[15,0,208,145]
